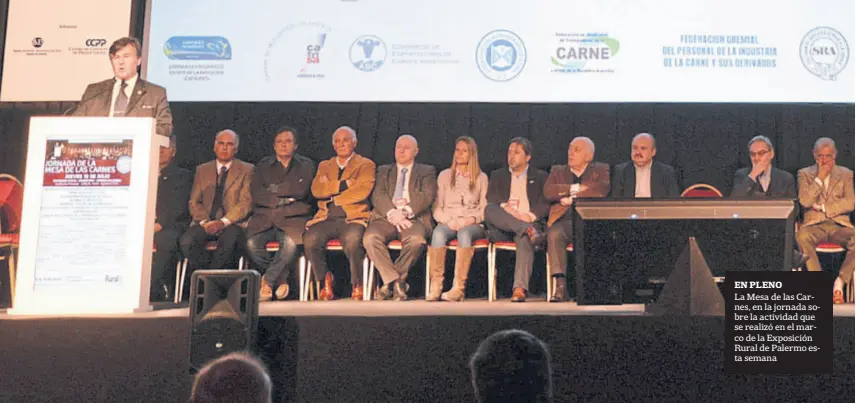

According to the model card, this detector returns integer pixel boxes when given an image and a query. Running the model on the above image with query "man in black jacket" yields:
[246,127,316,301]
[152,135,192,301]
[484,137,550,302]
[610,133,679,198]
[730,135,796,198]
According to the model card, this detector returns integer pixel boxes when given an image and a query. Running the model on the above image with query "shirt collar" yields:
[396,162,414,173]
[509,165,529,179]
[570,164,588,178]
[633,161,653,173]
[336,153,355,169]
[115,74,138,92]
[216,160,233,172]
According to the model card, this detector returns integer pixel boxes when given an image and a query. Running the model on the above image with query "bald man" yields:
[181,129,254,275]
[543,137,610,302]
[364,135,437,301]
[610,133,679,199]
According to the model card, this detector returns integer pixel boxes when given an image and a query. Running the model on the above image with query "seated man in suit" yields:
[610,133,679,198]
[246,127,316,302]
[151,135,192,301]
[796,137,854,304]
[364,135,437,301]
[544,137,610,302]
[181,129,254,273]
[731,135,796,198]
[484,137,550,303]
[304,126,376,301]
[71,37,173,137]
[730,136,804,269]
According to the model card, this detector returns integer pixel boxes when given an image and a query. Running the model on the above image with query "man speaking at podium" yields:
[71,37,173,137]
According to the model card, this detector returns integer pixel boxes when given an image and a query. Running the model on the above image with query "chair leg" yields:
[365,261,375,301]
[488,244,495,302]
[173,260,182,304]
[424,252,431,301]
[298,256,306,302]
[302,261,313,302]
[178,259,188,303]
[9,247,17,306]
[546,252,552,302]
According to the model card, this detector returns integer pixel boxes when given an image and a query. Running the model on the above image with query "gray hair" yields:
[332,126,357,143]
[747,135,773,152]
[215,129,239,148]
[813,137,837,154]
[397,134,418,148]
[571,136,596,156]
[633,132,656,149]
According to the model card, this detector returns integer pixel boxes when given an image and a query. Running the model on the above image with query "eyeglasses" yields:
[815,153,836,160]
[749,150,769,158]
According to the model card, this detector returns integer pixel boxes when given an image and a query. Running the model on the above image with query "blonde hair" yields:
[450,136,482,191]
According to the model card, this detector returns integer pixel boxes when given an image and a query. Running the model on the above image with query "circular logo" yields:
[349,35,386,72]
[116,156,132,174]
[476,30,526,82]
[800,27,849,81]
[32,37,43,48]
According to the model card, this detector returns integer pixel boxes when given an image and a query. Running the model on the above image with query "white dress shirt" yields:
[634,162,652,198]
[109,74,138,117]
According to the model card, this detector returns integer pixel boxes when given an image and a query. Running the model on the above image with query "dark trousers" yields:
[179,224,245,270]
[246,228,300,285]
[484,204,543,291]
[363,219,429,285]
[303,219,366,285]
[152,228,182,299]
[547,218,573,276]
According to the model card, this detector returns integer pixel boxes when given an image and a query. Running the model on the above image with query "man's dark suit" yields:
[152,163,192,300]
[364,163,437,286]
[730,167,796,198]
[610,161,680,198]
[71,77,173,137]
[484,167,550,293]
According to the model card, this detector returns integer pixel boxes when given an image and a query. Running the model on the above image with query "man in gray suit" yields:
[181,129,254,272]
[364,135,437,301]
[796,137,854,304]
[71,37,173,137]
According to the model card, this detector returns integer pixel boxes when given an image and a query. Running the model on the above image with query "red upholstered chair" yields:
[298,239,368,302]
[0,174,24,304]
[816,242,853,303]
[488,240,551,302]
[680,183,723,198]
[545,243,574,301]
[422,238,490,301]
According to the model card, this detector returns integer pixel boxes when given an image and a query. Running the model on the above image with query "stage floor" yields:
[1,299,853,319]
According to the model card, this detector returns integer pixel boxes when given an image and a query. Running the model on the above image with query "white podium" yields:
[9,117,168,315]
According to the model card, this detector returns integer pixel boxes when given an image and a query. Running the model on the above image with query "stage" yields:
[0,300,852,403]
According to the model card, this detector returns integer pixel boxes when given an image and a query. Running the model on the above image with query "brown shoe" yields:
[260,281,273,302]
[274,283,289,300]
[833,290,845,304]
[511,287,527,302]
[319,273,335,301]
[351,284,364,301]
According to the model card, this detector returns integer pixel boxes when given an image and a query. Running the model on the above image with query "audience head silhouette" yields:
[469,329,553,403]
[190,352,272,403]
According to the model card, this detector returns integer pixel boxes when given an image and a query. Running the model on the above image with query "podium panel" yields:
[10,117,168,315]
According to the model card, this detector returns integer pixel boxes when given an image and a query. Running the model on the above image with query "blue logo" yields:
[476,30,526,81]
[800,27,849,81]
[164,36,232,60]
[349,35,386,72]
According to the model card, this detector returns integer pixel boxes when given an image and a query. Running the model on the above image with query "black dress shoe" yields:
[376,283,393,300]
[393,281,409,301]
[524,226,545,251]
[550,276,567,302]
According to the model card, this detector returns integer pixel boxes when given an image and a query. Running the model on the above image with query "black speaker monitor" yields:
[189,269,260,373]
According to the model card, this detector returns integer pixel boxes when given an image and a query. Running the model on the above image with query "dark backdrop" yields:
[0,0,853,193]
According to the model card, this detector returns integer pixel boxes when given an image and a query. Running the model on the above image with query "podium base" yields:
[645,237,725,316]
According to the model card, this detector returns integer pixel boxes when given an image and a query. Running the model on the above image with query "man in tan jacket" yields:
[181,129,253,272]
[304,126,376,300]
[796,137,854,304]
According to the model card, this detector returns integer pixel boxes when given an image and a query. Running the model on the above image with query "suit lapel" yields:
[223,161,240,192]
[389,165,399,198]
[650,163,660,197]
[407,164,420,198]
[124,80,146,114]
[827,166,842,194]
[100,80,115,116]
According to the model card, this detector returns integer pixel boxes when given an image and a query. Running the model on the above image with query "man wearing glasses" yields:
[731,135,796,198]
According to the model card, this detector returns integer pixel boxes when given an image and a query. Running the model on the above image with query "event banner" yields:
[143,0,854,103]
[0,0,133,102]
[33,139,134,288]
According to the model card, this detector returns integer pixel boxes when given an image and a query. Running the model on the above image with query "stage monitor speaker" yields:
[189,269,260,373]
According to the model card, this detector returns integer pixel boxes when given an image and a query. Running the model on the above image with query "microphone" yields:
[63,83,113,116]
